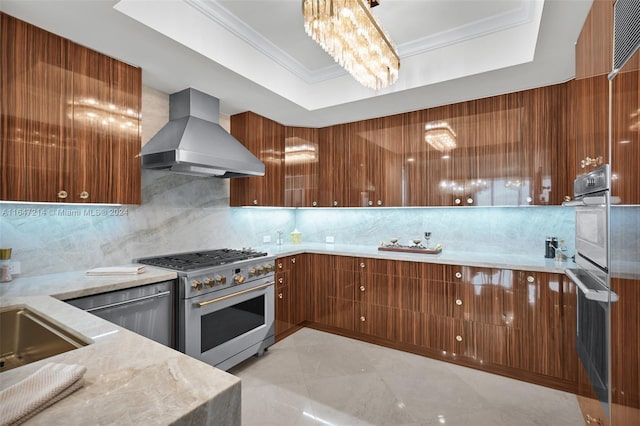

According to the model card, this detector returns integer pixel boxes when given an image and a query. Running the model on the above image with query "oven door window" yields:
[200,295,265,353]
[576,206,608,269]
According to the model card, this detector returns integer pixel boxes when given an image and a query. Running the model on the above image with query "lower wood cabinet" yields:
[281,253,580,394]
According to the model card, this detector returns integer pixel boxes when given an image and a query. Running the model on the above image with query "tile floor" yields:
[229,328,584,426]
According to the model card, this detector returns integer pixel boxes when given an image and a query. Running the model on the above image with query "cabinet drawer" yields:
[275,270,289,288]
[448,281,523,328]
[276,255,297,272]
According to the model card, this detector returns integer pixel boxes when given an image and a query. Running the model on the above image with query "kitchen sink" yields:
[0,305,91,372]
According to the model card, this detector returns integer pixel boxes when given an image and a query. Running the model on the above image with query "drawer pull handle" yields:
[312,201,318,207]
[252,199,258,205]
[80,191,89,200]
[527,276,535,283]
[360,262,365,268]
[333,200,339,207]
[455,272,462,279]
[278,293,283,299]
[291,257,296,264]
[456,335,463,342]
[368,200,373,206]
[278,277,284,284]
[360,285,366,292]
[377,200,383,206]
[466,198,473,204]
[57,190,68,199]
[278,263,283,269]
[360,316,366,322]
[455,299,463,306]
[454,198,461,205]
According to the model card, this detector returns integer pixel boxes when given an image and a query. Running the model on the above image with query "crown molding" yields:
[184,0,538,84]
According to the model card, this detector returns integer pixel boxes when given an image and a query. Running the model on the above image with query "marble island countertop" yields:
[257,243,575,273]
[0,268,240,426]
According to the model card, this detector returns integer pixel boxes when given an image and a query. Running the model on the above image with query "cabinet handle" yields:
[312,201,318,207]
[278,262,283,269]
[57,190,68,199]
[454,198,461,205]
[360,262,365,268]
[368,200,373,206]
[581,156,603,169]
[527,276,535,283]
[455,299,463,306]
[455,272,462,279]
[360,316,366,322]
[466,198,473,204]
[360,285,366,292]
[585,414,602,425]
[333,200,339,207]
[291,257,296,264]
[377,200,382,206]
[80,191,89,200]
[278,293,283,299]
[278,277,284,284]
[252,199,258,205]
[456,335,463,342]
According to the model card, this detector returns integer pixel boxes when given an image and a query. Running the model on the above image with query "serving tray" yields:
[378,245,442,255]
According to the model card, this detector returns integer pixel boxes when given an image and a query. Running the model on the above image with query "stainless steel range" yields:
[137,248,276,371]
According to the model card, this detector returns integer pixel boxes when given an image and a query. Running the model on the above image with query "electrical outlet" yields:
[9,261,21,275]
[325,236,335,243]
[263,235,271,243]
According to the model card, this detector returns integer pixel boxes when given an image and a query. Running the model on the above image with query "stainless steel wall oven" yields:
[564,164,618,417]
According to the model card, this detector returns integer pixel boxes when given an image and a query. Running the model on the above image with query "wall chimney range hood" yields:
[141,88,265,178]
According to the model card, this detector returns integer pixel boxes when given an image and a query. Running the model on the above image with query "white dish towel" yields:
[0,363,87,426]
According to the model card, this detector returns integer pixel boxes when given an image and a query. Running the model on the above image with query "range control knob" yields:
[234,275,245,285]
[204,278,215,288]
[215,274,226,285]
[192,280,203,291]
[258,266,266,275]
[266,264,275,272]
[249,267,258,277]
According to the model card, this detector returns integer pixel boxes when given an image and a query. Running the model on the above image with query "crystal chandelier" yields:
[425,122,457,152]
[302,0,400,90]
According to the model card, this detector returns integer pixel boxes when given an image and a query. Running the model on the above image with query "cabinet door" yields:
[446,266,524,328]
[70,44,141,204]
[517,271,569,378]
[284,127,319,207]
[402,110,449,206]
[575,75,609,173]
[275,284,292,338]
[230,111,284,206]
[317,125,350,207]
[521,84,573,205]
[349,116,403,207]
[610,66,640,204]
[307,254,356,328]
[1,13,72,202]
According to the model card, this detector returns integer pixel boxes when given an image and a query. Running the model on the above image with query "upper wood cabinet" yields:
[521,84,574,205]
[230,111,284,207]
[610,63,640,204]
[230,85,571,207]
[575,0,613,80]
[0,13,141,204]
[348,115,404,207]
[317,124,350,207]
[284,126,319,207]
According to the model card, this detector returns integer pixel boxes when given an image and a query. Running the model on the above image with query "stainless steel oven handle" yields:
[566,269,617,303]
[195,281,275,308]
[562,195,607,207]
[84,291,172,313]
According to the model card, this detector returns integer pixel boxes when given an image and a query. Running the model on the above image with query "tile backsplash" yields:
[0,169,574,277]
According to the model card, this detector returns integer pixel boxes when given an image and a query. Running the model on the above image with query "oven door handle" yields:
[195,281,275,308]
[566,269,618,303]
[562,195,607,207]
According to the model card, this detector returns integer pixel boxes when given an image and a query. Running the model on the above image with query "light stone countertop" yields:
[256,243,575,273]
[0,268,240,426]
[0,245,572,425]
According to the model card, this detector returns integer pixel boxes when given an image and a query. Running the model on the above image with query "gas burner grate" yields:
[137,249,268,271]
